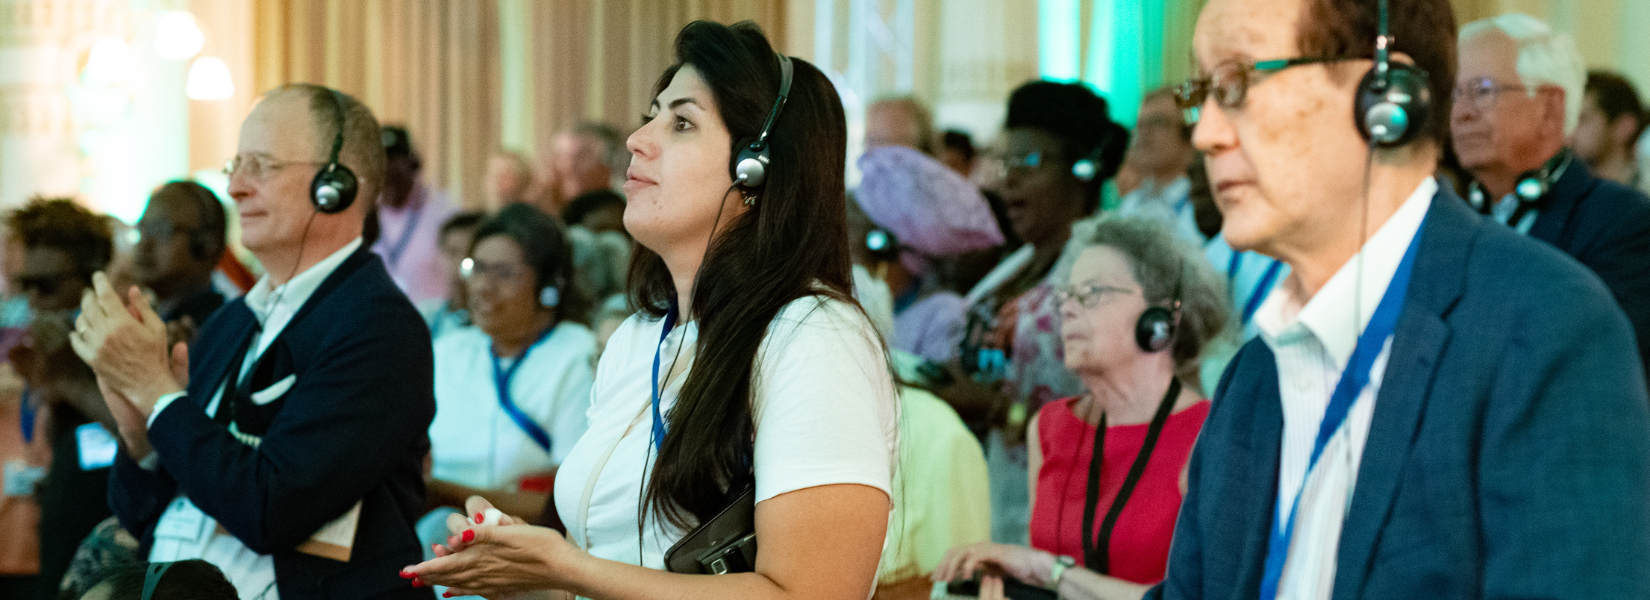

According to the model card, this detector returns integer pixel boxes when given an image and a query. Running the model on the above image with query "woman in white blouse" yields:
[423,203,595,522]
[403,20,899,600]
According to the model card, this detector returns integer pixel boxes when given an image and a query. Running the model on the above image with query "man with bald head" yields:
[1451,14,1650,380]
[72,84,435,599]
[865,97,935,153]
[1066,0,1644,599]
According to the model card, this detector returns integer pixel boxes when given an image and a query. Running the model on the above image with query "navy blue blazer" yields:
[1527,160,1650,381]
[1148,186,1650,599]
[109,247,436,599]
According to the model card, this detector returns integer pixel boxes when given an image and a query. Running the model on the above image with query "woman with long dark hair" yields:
[403,21,898,600]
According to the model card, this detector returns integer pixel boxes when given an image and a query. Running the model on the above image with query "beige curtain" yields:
[252,0,504,209]
[515,0,788,161]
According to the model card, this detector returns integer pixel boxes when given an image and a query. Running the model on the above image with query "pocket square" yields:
[251,374,296,405]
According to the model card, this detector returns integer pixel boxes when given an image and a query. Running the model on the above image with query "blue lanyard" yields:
[650,306,680,452]
[1257,221,1425,600]
[489,325,557,452]
[19,386,33,444]
[383,203,426,269]
[1229,252,1286,326]
[1243,260,1285,326]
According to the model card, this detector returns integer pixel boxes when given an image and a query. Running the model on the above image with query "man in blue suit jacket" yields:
[1130,0,1650,599]
[71,85,435,599]
[1452,14,1650,381]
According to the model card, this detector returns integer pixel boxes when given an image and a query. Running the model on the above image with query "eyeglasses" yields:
[981,149,1063,183]
[223,154,324,182]
[1053,284,1135,308]
[1452,76,1533,113]
[19,275,67,297]
[1174,57,1353,123]
[134,223,197,243]
[460,258,530,284]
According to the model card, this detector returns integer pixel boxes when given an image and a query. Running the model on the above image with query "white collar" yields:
[244,238,363,326]
[1253,177,1435,368]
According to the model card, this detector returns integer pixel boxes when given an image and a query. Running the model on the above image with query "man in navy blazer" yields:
[1138,0,1650,599]
[71,85,435,598]
[1452,14,1650,380]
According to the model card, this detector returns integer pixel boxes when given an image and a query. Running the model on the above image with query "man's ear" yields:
[1542,87,1569,135]
[1611,113,1642,149]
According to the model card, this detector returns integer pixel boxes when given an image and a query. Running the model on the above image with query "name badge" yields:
[154,497,210,541]
[2,460,44,497]
[76,423,118,471]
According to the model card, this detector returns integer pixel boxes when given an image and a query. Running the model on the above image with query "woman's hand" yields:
[930,542,1056,589]
[406,496,586,597]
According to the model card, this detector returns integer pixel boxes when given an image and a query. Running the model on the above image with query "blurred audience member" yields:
[866,97,935,152]
[939,129,978,178]
[1454,14,1650,378]
[562,189,627,236]
[8,198,116,600]
[424,211,486,340]
[854,146,1003,364]
[0,344,39,599]
[934,216,1226,596]
[78,559,237,600]
[849,274,990,600]
[132,181,228,338]
[485,149,535,211]
[543,123,624,215]
[374,125,457,305]
[946,80,1128,545]
[1572,70,1645,187]
[1116,88,1201,243]
[422,204,594,550]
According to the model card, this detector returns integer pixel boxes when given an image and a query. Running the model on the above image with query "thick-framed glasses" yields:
[460,257,530,284]
[222,154,324,182]
[133,223,197,244]
[1054,284,1135,308]
[1452,76,1532,113]
[1174,57,1352,123]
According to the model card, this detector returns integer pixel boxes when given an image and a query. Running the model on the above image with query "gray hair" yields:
[1075,215,1230,384]
[1460,13,1586,135]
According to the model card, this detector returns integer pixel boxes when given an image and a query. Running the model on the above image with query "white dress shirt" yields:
[146,238,364,600]
[1251,179,1434,600]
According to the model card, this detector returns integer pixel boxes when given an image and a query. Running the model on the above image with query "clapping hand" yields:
[403,496,586,598]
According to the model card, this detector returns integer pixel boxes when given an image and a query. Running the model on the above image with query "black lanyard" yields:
[1079,377,1181,573]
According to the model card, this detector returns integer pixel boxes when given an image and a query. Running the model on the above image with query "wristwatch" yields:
[1049,554,1077,588]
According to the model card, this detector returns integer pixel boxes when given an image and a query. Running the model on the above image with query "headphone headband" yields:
[142,561,174,600]
[310,88,359,213]
[733,53,794,189]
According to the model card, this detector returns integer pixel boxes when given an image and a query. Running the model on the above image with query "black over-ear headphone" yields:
[1354,0,1432,147]
[1467,148,1572,212]
[731,53,794,189]
[141,561,173,600]
[310,89,359,214]
[1135,259,1184,353]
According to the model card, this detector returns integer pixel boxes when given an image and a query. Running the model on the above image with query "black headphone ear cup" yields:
[1354,63,1431,147]
[310,164,358,214]
[732,140,768,189]
[1135,306,1177,353]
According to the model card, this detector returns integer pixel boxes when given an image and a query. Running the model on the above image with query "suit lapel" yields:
[1527,159,1596,247]
[1331,187,1472,600]
[191,303,259,410]
[1228,343,1285,600]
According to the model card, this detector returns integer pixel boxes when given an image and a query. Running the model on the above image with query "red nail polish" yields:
[443,593,454,598]
[411,579,424,588]
[474,512,484,524]
[461,529,475,543]
[399,569,415,579]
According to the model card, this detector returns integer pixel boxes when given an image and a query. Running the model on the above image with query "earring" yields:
[742,192,758,207]
[539,287,560,308]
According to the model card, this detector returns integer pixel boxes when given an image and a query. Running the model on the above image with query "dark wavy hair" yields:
[628,20,858,529]
[470,203,592,325]
[8,197,113,280]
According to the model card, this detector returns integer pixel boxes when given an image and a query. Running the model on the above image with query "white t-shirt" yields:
[553,295,899,570]
[430,324,595,489]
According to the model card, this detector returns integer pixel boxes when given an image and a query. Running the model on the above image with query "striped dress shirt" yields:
[1250,178,1435,600]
